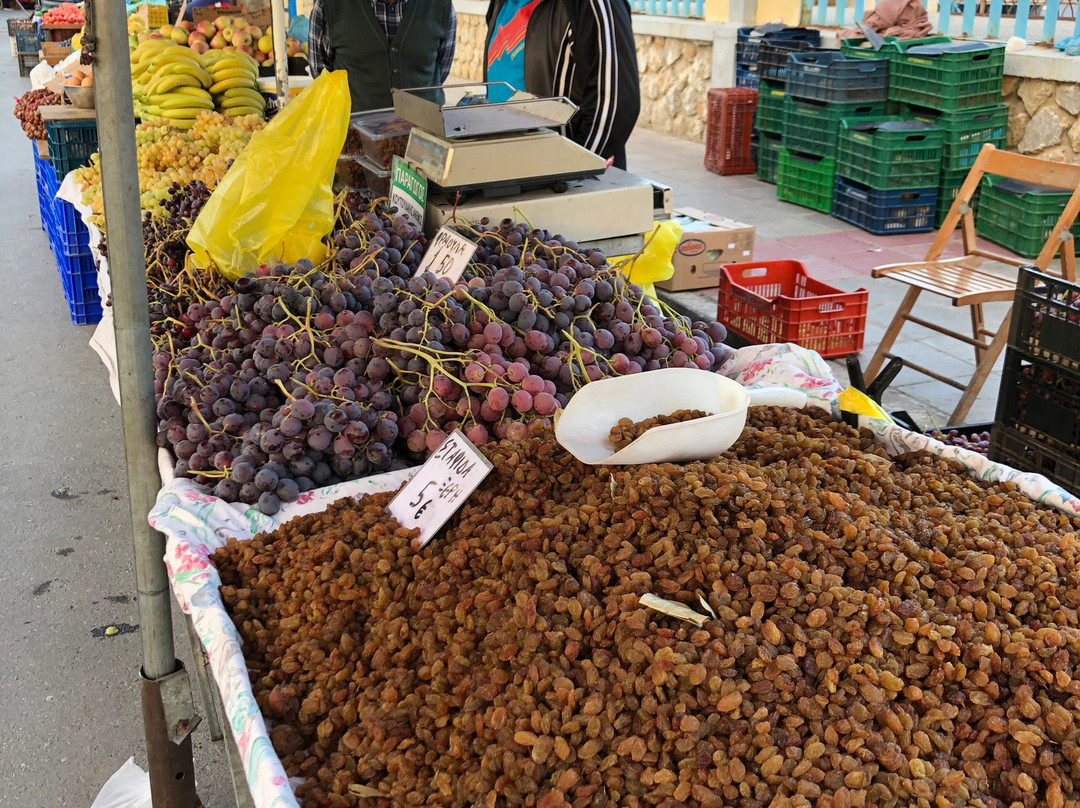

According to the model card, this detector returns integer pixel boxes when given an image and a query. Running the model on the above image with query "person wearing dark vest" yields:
[484,0,640,170]
[308,0,457,113]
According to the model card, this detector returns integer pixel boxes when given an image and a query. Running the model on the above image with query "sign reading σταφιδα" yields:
[387,429,493,548]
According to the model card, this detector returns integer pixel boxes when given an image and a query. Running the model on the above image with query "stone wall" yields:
[450,12,485,83]
[1005,76,1080,162]
[634,34,712,142]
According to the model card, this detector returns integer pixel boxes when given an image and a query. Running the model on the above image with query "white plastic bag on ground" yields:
[90,758,151,808]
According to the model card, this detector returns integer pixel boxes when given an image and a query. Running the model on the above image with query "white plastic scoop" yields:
[554,367,808,465]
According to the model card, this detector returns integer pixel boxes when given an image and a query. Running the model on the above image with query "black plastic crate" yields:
[18,51,38,78]
[832,177,937,235]
[44,118,98,178]
[758,40,818,82]
[1007,267,1080,374]
[785,51,889,104]
[990,423,1080,495]
[736,25,820,68]
[997,347,1080,451]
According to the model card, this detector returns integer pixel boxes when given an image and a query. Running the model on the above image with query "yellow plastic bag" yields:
[187,71,350,280]
[837,387,894,423]
[612,219,682,299]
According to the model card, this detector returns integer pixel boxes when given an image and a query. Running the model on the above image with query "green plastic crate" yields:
[757,132,782,184]
[902,103,1008,171]
[777,148,836,213]
[781,96,889,159]
[976,176,1080,258]
[889,43,1005,112]
[840,35,952,60]
[837,118,943,189]
[755,80,786,135]
[936,166,975,227]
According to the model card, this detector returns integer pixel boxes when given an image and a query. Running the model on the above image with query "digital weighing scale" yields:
[391,83,670,254]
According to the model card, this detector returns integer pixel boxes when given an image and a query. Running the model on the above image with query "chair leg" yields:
[866,286,921,381]
[970,303,986,366]
[950,305,1012,424]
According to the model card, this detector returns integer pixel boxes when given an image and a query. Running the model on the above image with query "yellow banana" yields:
[167,118,197,130]
[150,93,214,110]
[207,66,257,83]
[221,106,265,118]
[221,87,265,104]
[149,47,203,68]
[209,76,259,94]
[150,62,213,88]
[219,99,264,114]
[172,86,215,98]
[148,73,203,96]
[160,107,209,120]
[199,50,234,66]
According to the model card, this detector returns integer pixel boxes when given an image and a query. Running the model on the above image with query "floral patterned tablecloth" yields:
[148,344,1080,808]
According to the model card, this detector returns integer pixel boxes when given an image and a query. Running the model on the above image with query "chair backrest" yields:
[926,144,1080,280]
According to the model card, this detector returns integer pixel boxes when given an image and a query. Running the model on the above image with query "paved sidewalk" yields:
[626,126,1019,430]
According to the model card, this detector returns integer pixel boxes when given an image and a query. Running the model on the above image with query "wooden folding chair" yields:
[866,144,1080,424]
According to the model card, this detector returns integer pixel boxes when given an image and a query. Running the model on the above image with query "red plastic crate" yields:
[705,88,758,175]
[717,260,869,358]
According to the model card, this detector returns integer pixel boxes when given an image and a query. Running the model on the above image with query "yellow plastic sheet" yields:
[613,219,683,299]
[187,70,350,280]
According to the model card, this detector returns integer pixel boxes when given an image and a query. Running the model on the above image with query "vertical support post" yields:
[273,0,290,102]
[962,0,977,36]
[938,0,952,35]
[1015,0,1033,39]
[834,0,847,28]
[853,0,866,26]
[91,0,198,805]
[987,0,1004,37]
[814,0,829,26]
[731,0,759,26]
[1043,0,1060,43]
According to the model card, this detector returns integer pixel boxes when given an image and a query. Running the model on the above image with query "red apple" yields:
[196,20,216,39]
[231,30,251,47]
[210,33,227,49]
[238,44,254,56]
[190,39,209,54]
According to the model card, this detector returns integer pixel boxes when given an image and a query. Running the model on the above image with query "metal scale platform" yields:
[392,83,669,256]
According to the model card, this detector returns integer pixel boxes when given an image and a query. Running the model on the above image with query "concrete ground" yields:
[626,126,1019,430]
[0,11,1023,805]
[0,11,233,807]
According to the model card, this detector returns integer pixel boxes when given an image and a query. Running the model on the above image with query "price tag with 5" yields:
[387,430,493,548]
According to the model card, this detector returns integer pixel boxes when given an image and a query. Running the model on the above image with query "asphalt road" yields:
[0,11,233,805]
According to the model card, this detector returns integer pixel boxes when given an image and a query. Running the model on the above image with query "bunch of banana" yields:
[136,47,215,130]
[200,50,265,120]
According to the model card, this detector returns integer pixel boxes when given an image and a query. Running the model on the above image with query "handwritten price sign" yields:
[387,430,493,548]
[414,226,478,283]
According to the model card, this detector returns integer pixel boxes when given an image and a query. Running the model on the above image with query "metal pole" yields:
[272,0,290,103]
[92,0,199,804]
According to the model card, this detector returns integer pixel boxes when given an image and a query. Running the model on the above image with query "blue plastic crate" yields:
[832,176,938,235]
[52,198,91,256]
[736,64,759,89]
[56,249,102,325]
[785,51,889,104]
[736,26,821,68]
[15,27,39,53]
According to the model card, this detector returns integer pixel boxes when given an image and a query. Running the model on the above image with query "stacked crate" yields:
[753,39,817,184]
[834,119,943,234]
[990,268,1080,493]
[976,177,1080,258]
[33,140,101,326]
[777,51,889,214]
[12,18,39,78]
[735,26,820,89]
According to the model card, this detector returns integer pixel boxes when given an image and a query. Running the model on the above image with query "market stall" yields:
[13,6,1080,807]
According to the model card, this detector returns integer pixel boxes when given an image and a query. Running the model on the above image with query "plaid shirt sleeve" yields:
[308,0,331,77]
[437,5,457,83]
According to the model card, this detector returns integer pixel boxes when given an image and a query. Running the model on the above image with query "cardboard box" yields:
[655,208,755,292]
[42,41,72,65]
[192,3,272,30]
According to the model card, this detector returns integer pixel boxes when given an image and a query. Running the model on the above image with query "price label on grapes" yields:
[388,430,493,548]
[415,226,477,283]
[390,156,428,229]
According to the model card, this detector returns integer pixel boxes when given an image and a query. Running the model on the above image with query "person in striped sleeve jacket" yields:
[484,0,641,170]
